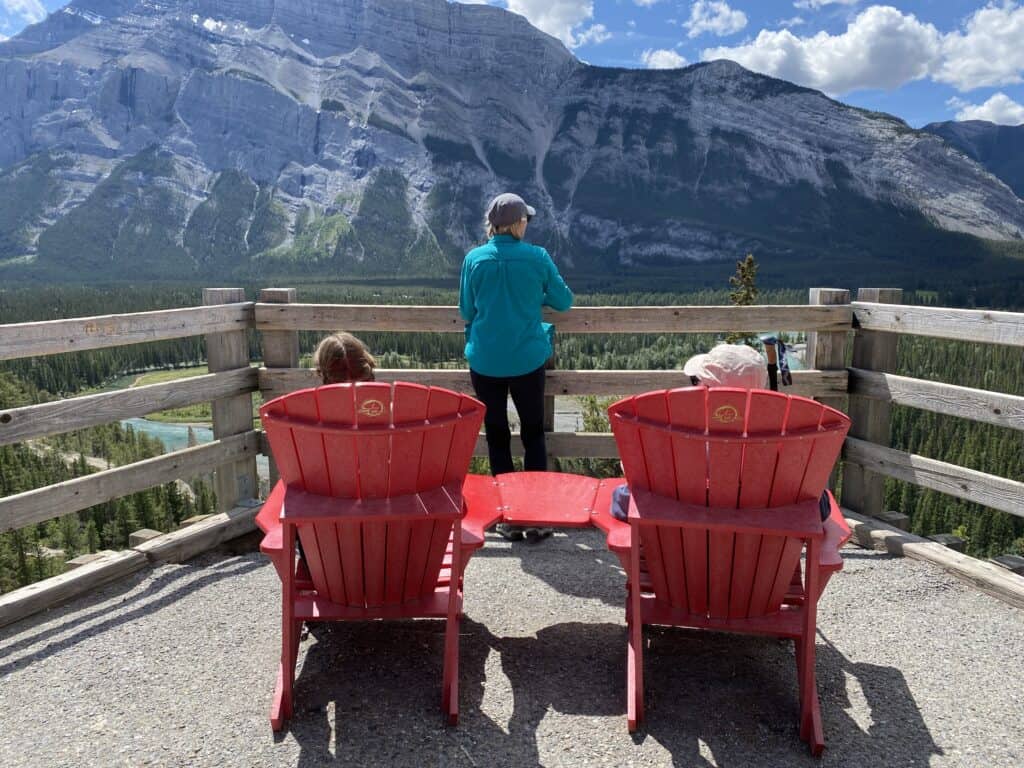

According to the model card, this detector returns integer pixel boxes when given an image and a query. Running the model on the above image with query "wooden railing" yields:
[1,285,1022,625]
[841,290,1024,520]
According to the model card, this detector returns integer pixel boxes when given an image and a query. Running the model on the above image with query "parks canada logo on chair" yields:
[712,405,742,425]
[357,399,387,418]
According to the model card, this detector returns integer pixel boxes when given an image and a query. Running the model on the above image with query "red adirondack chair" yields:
[603,387,851,755]
[258,382,485,731]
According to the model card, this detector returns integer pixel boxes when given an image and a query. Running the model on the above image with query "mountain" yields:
[2,0,1023,286]
[922,120,1024,200]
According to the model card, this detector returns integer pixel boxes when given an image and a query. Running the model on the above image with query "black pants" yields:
[470,365,547,475]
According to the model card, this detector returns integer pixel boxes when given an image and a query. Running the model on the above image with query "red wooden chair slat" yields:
[769,398,823,506]
[384,384,432,604]
[706,389,747,618]
[634,393,678,606]
[605,386,851,754]
[258,382,485,730]
[281,391,345,604]
[730,391,789,618]
[315,385,361,604]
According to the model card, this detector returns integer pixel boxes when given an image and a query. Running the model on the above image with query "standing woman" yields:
[459,193,574,489]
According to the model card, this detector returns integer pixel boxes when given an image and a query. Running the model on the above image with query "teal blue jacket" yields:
[459,235,574,377]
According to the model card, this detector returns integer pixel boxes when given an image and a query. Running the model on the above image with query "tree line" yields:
[1,281,1021,593]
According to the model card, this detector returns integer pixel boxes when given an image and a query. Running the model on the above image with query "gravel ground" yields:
[1,531,1021,768]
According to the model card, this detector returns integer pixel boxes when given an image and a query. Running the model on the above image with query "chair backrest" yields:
[260,382,485,606]
[608,387,850,619]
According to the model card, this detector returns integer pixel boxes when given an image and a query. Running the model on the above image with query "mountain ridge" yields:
[1,0,1023,285]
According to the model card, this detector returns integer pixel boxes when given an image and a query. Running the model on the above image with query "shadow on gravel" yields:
[470,528,626,607]
[287,617,624,768]
[0,557,262,676]
[284,617,940,767]
[632,628,942,767]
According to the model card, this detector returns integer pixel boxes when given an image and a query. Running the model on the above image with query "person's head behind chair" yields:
[683,343,768,389]
[314,332,376,385]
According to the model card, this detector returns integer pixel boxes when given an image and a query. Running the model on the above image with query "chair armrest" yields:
[630,490,824,539]
[255,479,286,533]
[282,485,463,522]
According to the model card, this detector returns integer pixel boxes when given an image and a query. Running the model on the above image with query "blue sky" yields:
[3,1,1024,127]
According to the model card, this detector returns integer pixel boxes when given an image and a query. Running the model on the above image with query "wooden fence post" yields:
[843,287,903,517]
[806,288,851,489]
[258,288,300,491]
[203,288,257,511]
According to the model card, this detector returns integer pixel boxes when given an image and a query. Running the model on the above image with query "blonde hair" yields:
[314,332,376,384]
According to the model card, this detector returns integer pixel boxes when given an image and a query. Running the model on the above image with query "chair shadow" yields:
[289,618,626,768]
[630,628,943,767]
[0,556,263,676]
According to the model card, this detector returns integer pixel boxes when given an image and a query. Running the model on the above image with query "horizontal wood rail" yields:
[843,437,1024,519]
[0,432,260,533]
[0,501,262,628]
[848,368,1024,432]
[843,509,1024,610]
[0,368,258,446]
[0,302,253,361]
[852,302,1024,347]
[259,367,848,401]
[254,303,853,334]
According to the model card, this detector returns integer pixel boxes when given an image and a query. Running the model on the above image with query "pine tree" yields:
[726,254,759,344]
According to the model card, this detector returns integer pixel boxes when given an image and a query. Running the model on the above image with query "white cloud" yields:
[504,0,598,48]
[778,16,806,29]
[793,0,860,9]
[2,0,46,25]
[702,5,941,95]
[935,2,1024,91]
[684,1,747,39]
[634,0,664,7]
[0,33,7,42]
[950,93,1024,125]
[576,23,611,46]
[641,48,688,69]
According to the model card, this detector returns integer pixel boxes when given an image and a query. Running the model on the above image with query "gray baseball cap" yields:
[486,193,536,228]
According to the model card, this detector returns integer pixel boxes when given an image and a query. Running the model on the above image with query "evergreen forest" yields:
[0,282,1021,593]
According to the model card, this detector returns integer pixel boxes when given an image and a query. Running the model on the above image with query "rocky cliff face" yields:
[923,120,1024,200]
[1,0,1022,281]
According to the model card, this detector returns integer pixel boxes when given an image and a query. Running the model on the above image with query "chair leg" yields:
[796,632,824,755]
[626,592,644,731]
[442,611,460,725]
[271,618,302,731]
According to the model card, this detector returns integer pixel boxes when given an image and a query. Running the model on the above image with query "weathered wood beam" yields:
[852,302,1024,347]
[0,550,149,628]
[0,432,260,533]
[843,437,1024,518]
[0,303,253,361]
[848,368,1024,432]
[254,303,853,334]
[259,368,848,400]
[132,500,261,564]
[843,509,1024,610]
[0,368,257,446]
[0,500,264,628]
